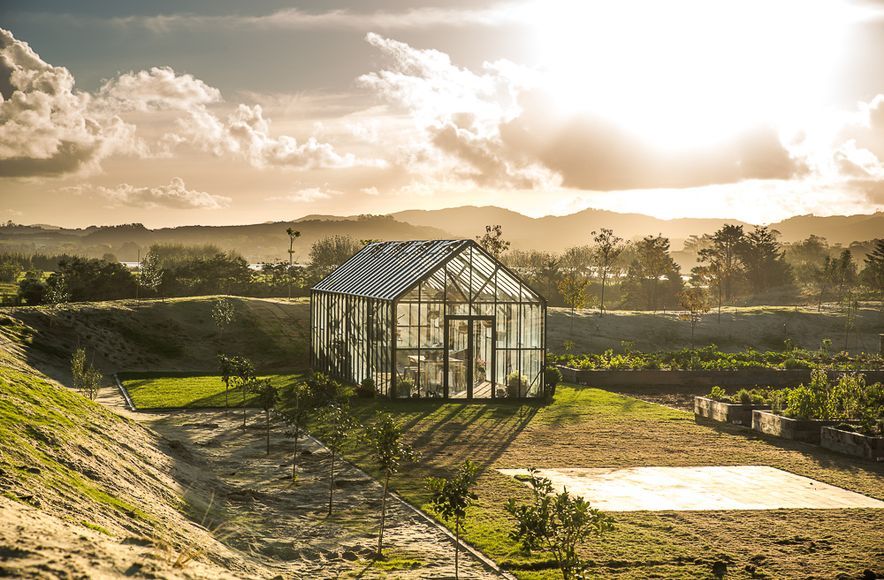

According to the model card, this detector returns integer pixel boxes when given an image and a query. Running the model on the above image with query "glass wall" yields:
[312,243,544,399]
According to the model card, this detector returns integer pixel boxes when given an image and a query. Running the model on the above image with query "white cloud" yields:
[108,4,527,33]
[97,177,230,209]
[0,27,139,177]
[0,27,369,177]
[358,32,557,190]
[360,186,380,196]
[268,187,341,203]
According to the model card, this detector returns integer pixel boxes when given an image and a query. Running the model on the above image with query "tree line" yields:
[493,226,882,312]
[8,234,366,305]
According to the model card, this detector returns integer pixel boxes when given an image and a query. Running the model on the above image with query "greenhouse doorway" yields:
[445,316,495,399]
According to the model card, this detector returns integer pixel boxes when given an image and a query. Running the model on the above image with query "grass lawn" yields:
[120,372,303,409]
[335,385,884,579]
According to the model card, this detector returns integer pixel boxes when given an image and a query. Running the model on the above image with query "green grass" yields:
[331,385,884,579]
[120,372,303,409]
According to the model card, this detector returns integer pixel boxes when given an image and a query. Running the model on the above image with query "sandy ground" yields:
[134,402,497,579]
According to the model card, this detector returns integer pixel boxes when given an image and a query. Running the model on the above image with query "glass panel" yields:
[395,349,419,398]
[448,318,469,398]
[419,349,445,398]
[472,319,494,398]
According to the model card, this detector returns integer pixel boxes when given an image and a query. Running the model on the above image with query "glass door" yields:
[445,316,495,399]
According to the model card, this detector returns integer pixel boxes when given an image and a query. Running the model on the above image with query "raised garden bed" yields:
[558,367,884,390]
[694,396,769,427]
[820,426,884,461]
[751,410,848,444]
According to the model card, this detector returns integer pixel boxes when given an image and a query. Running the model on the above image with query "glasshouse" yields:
[310,239,546,399]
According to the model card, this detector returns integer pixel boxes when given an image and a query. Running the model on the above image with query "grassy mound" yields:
[0,352,267,578]
[0,296,309,382]
[120,372,303,409]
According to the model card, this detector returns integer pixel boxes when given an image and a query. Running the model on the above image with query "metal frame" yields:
[443,315,496,399]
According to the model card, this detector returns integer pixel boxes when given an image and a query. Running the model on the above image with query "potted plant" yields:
[396,378,415,399]
[506,372,528,398]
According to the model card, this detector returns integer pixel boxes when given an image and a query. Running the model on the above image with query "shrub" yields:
[785,385,816,419]
[356,377,376,398]
[708,386,727,401]
[544,366,562,400]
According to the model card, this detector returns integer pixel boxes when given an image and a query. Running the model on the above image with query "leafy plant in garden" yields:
[356,377,376,398]
[507,372,528,398]
[368,412,418,557]
[506,468,614,580]
[426,460,480,580]
[544,366,563,400]
[318,403,359,515]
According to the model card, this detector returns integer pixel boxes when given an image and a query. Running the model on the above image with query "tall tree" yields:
[368,412,418,558]
[476,225,510,258]
[698,224,744,306]
[590,228,625,315]
[622,235,682,312]
[308,236,363,280]
[139,250,164,299]
[737,226,792,294]
[286,227,301,300]
[861,239,884,300]
[426,460,480,580]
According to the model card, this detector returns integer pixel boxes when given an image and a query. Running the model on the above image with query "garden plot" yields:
[499,466,884,511]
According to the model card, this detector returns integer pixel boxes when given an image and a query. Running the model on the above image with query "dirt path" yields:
[138,409,497,579]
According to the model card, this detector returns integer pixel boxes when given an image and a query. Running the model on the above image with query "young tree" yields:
[368,412,419,557]
[217,354,255,415]
[506,469,614,580]
[211,298,236,342]
[71,347,101,400]
[679,287,710,348]
[319,403,359,515]
[286,227,301,300]
[277,381,316,481]
[139,250,164,299]
[476,225,510,258]
[426,460,480,580]
[557,275,589,336]
[590,228,625,315]
[253,379,278,455]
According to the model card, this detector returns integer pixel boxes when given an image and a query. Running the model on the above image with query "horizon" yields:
[2,1,883,227]
[7,203,884,232]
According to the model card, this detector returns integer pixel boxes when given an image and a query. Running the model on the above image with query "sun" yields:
[523,0,857,150]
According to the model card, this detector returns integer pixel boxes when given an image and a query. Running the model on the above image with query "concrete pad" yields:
[498,466,884,511]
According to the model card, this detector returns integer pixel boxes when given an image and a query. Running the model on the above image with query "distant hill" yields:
[393,206,882,251]
[1,206,879,262]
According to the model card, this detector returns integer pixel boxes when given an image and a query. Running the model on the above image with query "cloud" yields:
[107,4,526,33]
[0,28,138,177]
[96,177,230,209]
[359,33,556,189]
[268,187,342,203]
[0,27,368,177]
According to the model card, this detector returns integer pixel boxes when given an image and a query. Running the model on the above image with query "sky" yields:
[1,0,883,228]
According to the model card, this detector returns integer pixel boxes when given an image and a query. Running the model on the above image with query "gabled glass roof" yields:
[312,239,543,303]
[312,240,470,300]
